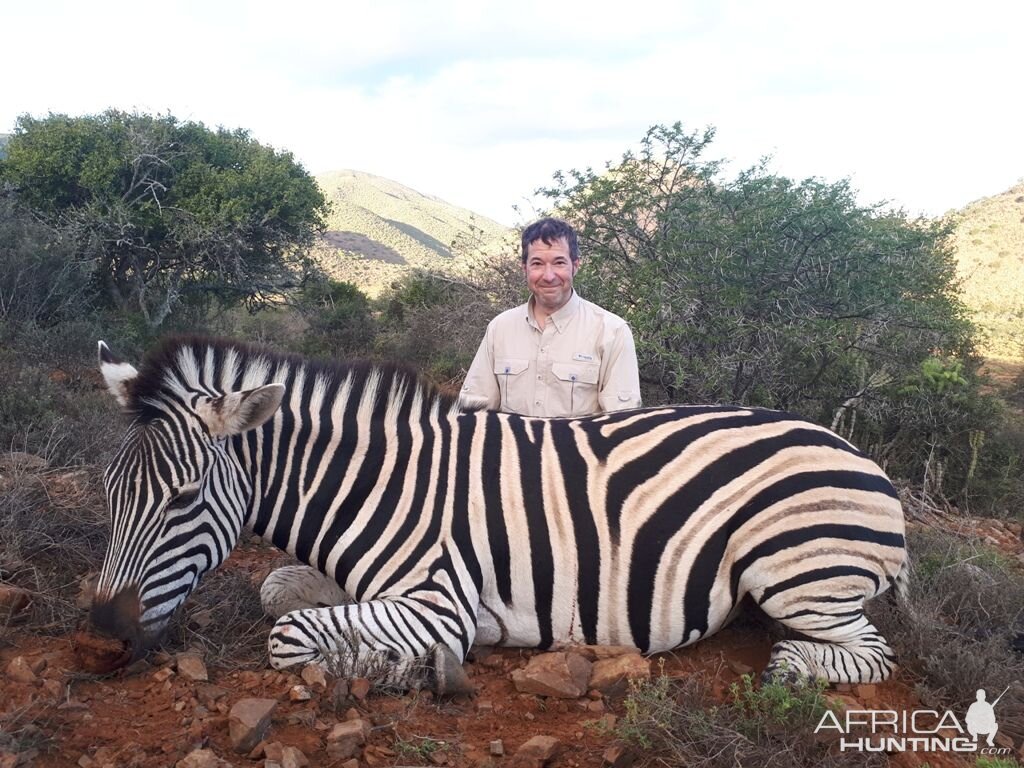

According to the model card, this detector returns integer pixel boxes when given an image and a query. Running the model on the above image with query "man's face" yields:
[524,237,578,314]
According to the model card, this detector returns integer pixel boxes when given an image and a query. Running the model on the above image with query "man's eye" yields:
[168,488,201,509]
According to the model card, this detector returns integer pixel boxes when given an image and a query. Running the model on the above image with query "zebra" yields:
[91,335,907,691]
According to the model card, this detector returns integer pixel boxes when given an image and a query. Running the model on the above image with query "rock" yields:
[299,664,327,690]
[176,653,209,682]
[42,678,64,699]
[490,740,505,756]
[287,710,317,727]
[600,714,618,730]
[6,656,37,684]
[511,652,592,699]
[331,679,350,708]
[153,667,175,683]
[477,699,494,713]
[602,745,636,768]
[263,743,308,768]
[568,645,641,661]
[350,677,371,700]
[726,659,754,676]
[78,756,95,768]
[280,746,308,768]
[588,654,650,697]
[175,749,233,768]
[325,719,371,760]
[0,584,31,616]
[853,683,877,701]
[510,736,561,768]
[196,684,229,708]
[228,698,278,753]
[587,699,605,713]
[289,685,312,702]
[340,761,359,768]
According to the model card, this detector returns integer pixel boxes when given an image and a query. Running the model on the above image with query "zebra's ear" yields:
[98,340,139,409]
[197,383,285,438]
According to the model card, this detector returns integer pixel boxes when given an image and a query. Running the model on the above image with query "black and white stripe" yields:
[94,336,907,687]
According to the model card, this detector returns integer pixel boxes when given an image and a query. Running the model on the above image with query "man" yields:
[460,217,641,416]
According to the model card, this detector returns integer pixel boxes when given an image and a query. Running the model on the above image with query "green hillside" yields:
[315,170,511,295]
[950,181,1024,360]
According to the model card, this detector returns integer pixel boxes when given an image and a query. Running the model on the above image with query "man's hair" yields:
[521,217,579,263]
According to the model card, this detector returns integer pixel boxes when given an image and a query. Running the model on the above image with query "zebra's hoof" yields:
[430,644,474,697]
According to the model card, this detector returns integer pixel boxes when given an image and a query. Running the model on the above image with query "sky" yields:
[3,0,1022,226]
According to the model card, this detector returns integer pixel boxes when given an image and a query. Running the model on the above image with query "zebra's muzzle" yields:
[89,585,146,663]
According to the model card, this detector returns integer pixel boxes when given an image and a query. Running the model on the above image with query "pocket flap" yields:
[551,362,599,385]
[494,358,529,376]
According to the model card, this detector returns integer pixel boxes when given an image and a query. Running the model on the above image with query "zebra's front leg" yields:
[267,595,474,695]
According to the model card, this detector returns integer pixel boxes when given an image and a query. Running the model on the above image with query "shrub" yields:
[615,670,877,767]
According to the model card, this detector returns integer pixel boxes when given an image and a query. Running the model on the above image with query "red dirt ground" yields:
[3,522,1023,767]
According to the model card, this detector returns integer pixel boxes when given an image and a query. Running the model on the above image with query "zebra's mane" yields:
[126,335,467,424]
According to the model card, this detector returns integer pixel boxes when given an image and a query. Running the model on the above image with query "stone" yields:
[299,664,327,690]
[602,745,636,768]
[6,656,37,684]
[286,710,317,727]
[176,653,209,682]
[196,684,229,708]
[853,683,877,701]
[325,719,371,760]
[289,685,312,702]
[587,654,650,697]
[280,746,308,768]
[262,743,307,768]
[350,677,371,700]
[510,736,561,768]
[78,756,95,768]
[228,698,278,753]
[490,740,505,756]
[42,678,64,699]
[153,667,175,683]
[568,645,641,661]
[477,699,494,713]
[587,699,605,713]
[726,659,754,676]
[175,748,233,768]
[510,652,592,699]
[0,584,31,616]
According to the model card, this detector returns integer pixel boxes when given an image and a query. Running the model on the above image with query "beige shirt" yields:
[460,292,642,417]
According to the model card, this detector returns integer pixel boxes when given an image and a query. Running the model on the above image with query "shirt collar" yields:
[526,290,580,333]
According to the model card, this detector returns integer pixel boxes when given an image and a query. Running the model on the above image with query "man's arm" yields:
[598,323,642,412]
[460,328,501,411]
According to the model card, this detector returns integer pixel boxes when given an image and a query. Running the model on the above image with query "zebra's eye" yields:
[167,487,201,509]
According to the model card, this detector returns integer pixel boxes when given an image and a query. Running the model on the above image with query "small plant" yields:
[394,735,447,762]
[975,758,1021,768]
[728,673,833,740]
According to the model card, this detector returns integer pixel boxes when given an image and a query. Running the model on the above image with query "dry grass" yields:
[869,520,1024,746]
[612,670,881,768]
[0,458,108,646]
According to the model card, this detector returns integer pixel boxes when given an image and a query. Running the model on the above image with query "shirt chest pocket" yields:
[494,358,530,413]
[551,361,600,416]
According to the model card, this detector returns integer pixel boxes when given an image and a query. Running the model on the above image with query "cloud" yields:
[3,0,1022,223]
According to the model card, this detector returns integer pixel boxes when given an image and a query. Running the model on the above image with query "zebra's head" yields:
[90,340,284,656]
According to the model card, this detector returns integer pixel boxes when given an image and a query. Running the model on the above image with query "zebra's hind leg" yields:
[267,595,474,696]
[259,565,353,619]
[761,600,897,685]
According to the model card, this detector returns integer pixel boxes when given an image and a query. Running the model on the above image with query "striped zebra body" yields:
[92,337,906,690]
